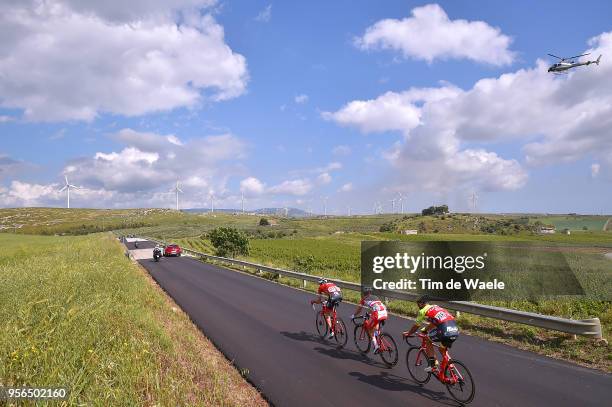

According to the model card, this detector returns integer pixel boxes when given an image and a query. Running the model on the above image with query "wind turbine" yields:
[209,193,215,213]
[389,198,396,213]
[173,181,183,211]
[241,191,245,214]
[397,192,405,214]
[347,205,352,217]
[471,191,478,213]
[322,196,329,216]
[59,176,80,208]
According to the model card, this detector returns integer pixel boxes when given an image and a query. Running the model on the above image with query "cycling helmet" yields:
[362,286,373,295]
[318,278,328,285]
[416,294,430,306]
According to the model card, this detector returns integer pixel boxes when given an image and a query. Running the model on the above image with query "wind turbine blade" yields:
[64,175,69,185]
[177,188,183,193]
[59,186,67,192]
[69,185,79,189]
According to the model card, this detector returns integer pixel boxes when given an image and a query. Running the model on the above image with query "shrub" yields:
[259,218,270,226]
[208,227,249,257]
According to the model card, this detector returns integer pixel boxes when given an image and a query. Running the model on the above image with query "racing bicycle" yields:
[352,314,398,367]
[404,332,475,404]
[313,302,348,348]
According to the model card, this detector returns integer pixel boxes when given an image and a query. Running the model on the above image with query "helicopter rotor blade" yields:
[547,53,563,60]
[567,53,590,60]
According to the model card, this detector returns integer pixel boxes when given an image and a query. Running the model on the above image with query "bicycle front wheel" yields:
[444,359,475,404]
[333,317,348,348]
[405,347,431,384]
[378,333,398,367]
[353,325,371,354]
[315,311,327,338]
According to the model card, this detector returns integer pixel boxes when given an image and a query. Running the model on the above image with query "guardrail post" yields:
[303,279,307,289]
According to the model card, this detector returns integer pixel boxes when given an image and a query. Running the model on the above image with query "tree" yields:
[259,217,270,226]
[421,205,449,216]
[208,227,249,258]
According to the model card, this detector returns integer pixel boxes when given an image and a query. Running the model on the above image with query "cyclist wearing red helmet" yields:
[310,278,343,339]
[351,287,388,353]
[403,295,459,372]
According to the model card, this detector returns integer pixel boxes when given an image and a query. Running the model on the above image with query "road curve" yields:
[136,245,611,407]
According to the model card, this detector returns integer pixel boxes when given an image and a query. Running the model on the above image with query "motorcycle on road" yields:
[153,247,162,262]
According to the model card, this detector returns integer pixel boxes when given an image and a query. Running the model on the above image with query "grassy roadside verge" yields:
[172,236,611,372]
[0,233,267,406]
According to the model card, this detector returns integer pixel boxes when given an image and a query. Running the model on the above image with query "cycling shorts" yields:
[323,296,342,313]
[427,321,459,348]
[363,312,387,330]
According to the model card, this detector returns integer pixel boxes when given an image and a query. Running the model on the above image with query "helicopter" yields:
[547,53,601,73]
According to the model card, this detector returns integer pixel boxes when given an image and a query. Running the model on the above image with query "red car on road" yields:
[164,244,182,257]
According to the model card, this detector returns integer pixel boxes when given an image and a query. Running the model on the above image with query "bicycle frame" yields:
[412,333,462,385]
[314,302,339,332]
[353,314,389,350]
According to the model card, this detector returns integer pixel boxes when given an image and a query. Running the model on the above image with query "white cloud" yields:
[0,154,28,178]
[255,4,272,23]
[322,86,461,134]
[0,180,116,208]
[591,163,600,178]
[332,145,352,156]
[0,1,248,122]
[268,179,313,196]
[318,162,342,172]
[339,182,353,192]
[240,177,265,196]
[295,94,309,104]
[328,31,612,192]
[317,172,332,184]
[355,3,515,66]
[50,1,217,23]
[65,128,246,193]
[0,115,14,123]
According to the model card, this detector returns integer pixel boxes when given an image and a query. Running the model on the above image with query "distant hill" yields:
[184,207,312,218]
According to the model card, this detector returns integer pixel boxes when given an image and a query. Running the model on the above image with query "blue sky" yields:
[0,0,611,214]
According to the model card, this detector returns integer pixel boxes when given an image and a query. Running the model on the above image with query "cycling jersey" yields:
[417,304,459,347]
[416,304,455,326]
[360,295,388,327]
[318,282,342,311]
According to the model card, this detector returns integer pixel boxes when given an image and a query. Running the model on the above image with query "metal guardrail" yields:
[141,236,603,339]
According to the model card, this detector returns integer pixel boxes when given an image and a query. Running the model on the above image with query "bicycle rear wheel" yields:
[353,325,371,354]
[315,311,327,338]
[444,359,475,404]
[378,333,398,367]
[333,317,348,348]
[405,347,431,384]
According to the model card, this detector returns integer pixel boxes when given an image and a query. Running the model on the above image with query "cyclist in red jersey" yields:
[403,295,459,372]
[310,278,343,339]
[352,287,388,353]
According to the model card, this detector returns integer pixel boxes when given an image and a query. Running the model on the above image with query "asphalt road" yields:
[136,246,611,407]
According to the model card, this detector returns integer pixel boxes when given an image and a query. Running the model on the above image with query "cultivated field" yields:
[2,208,611,370]
[0,233,265,406]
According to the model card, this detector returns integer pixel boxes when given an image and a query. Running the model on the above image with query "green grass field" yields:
[0,233,264,406]
[529,215,610,231]
[3,207,611,370]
